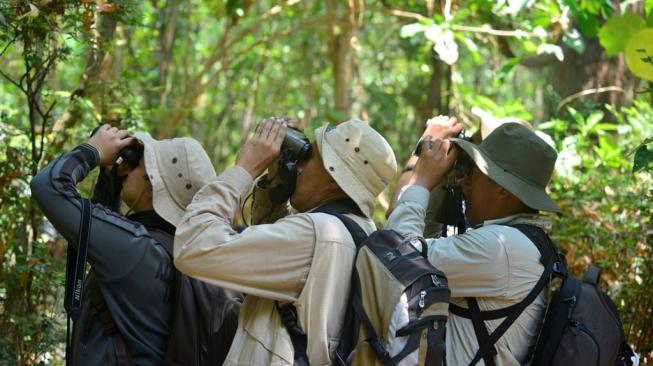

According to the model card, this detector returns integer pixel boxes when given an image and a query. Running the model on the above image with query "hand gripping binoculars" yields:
[269,128,312,205]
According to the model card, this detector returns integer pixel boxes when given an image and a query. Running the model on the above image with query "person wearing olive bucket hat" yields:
[174,117,397,365]
[31,125,237,365]
[386,118,561,366]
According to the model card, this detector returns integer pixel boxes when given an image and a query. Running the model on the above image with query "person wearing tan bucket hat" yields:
[386,117,561,366]
[31,125,238,365]
[174,117,397,365]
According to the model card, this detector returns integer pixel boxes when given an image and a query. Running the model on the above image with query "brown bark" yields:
[327,0,363,120]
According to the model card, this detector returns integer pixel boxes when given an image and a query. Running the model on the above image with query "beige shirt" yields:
[174,166,375,365]
[386,185,551,366]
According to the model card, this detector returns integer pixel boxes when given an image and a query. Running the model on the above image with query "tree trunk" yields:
[327,0,363,120]
[551,39,637,109]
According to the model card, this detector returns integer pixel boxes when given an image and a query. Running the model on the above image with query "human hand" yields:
[263,116,303,184]
[237,117,288,179]
[424,115,464,140]
[87,124,135,167]
[408,137,459,191]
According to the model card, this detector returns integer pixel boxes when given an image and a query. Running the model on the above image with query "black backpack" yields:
[450,224,635,366]
[149,229,243,366]
[277,201,450,366]
[65,202,243,366]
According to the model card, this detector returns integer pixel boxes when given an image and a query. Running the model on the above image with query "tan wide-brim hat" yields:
[135,132,217,226]
[315,119,397,218]
[472,106,535,140]
[451,123,562,214]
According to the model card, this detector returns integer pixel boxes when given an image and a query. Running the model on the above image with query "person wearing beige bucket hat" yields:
[31,125,239,365]
[386,117,561,366]
[174,117,397,365]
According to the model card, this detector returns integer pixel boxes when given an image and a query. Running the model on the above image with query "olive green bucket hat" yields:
[450,123,562,213]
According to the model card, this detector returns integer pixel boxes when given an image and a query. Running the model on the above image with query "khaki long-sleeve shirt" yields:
[174,166,375,365]
[386,185,551,366]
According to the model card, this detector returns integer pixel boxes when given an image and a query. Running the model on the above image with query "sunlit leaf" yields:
[433,30,458,65]
[17,3,39,20]
[598,12,646,56]
[564,28,585,54]
[400,23,426,38]
[625,28,653,81]
[538,43,564,61]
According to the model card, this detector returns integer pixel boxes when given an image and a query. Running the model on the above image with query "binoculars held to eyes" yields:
[89,125,144,212]
[269,128,312,205]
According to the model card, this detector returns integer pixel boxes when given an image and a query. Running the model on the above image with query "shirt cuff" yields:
[76,143,100,168]
[218,165,254,197]
[398,185,431,208]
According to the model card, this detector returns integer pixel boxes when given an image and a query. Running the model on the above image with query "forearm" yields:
[174,166,313,301]
[30,144,99,241]
[385,185,431,237]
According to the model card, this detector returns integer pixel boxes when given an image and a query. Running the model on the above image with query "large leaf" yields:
[625,28,653,81]
[633,143,653,172]
[598,12,646,56]
[424,25,459,64]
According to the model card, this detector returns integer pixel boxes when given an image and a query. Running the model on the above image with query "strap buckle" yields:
[369,338,391,362]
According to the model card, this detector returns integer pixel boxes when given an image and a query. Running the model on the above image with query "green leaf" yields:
[564,29,585,54]
[648,6,653,27]
[633,144,653,172]
[577,12,599,38]
[598,12,646,56]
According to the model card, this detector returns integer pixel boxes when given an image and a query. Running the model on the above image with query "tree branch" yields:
[385,8,539,38]
[557,86,625,112]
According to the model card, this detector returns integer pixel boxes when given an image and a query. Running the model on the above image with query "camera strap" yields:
[64,198,92,365]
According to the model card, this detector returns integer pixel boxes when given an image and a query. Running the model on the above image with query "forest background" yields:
[0,0,652,364]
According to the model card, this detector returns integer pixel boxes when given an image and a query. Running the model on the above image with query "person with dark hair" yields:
[30,125,227,365]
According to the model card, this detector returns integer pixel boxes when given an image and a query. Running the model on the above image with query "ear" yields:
[144,183,154,201]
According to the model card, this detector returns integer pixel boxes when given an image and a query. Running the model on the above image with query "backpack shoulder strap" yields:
[276,200,373,366]
[451,224,561,366]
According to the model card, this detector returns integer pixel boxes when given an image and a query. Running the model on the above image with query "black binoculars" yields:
[89,125,144,212]
[270,128,311,205]
[281,128,311,163]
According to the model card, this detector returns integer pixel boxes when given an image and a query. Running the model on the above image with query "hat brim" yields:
[315,125,375,218]
[451,138,561,214]
[134,132,185,226]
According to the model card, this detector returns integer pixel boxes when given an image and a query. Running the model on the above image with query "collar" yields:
[127,210,176,236]
[481,213,553,232]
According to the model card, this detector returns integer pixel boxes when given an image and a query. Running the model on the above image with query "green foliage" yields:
[633,140,653,173]
[543,98,653,357]
[598,12,647,56]
[1,0,652,363]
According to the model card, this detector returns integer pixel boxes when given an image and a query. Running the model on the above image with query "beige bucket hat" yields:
[315,119,397,218]
[450,123,561,213]
[471,106,535,140]
[134,132,217,226]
